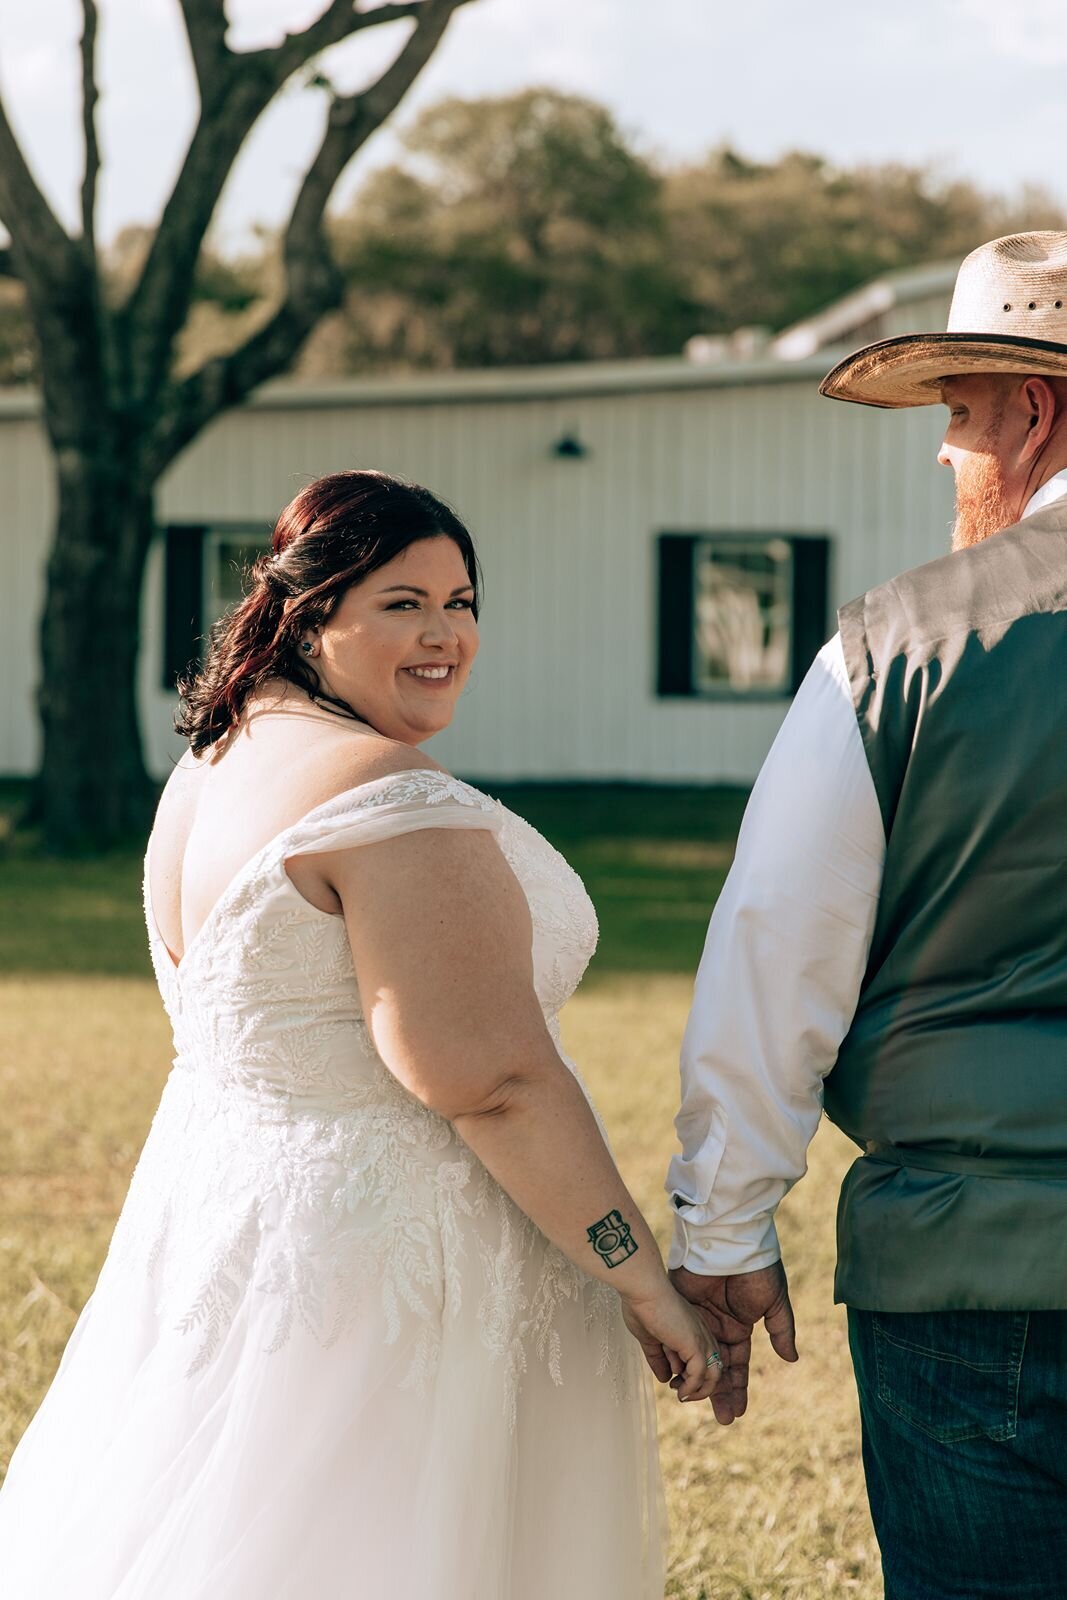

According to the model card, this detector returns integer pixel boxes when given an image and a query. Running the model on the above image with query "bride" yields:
[0,470,720,1599]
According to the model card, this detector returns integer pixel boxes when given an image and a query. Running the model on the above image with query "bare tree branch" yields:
[80,0,101,250]
[149,0,472,471]
[123,75,267,399]
[127,0,471,408]
[181,0,432,96]
[0,89,78,290]
[281,0,474,279]
[272,2,424,77]
[177,0,230,94]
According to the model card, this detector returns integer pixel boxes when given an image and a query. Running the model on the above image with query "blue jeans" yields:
[848,1308,1067,1599]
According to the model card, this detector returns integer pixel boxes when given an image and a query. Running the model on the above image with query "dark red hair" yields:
[175,470,480,754]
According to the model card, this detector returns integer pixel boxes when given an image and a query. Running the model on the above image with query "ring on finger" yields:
[706,1351,723,1370]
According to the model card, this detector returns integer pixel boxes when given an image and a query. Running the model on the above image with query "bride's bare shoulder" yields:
[161,711,456,830]
[284,736,460,823]
[335,735,450,792]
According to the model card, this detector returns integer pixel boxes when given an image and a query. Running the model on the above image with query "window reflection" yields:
[207,533,269,628]
[692,538,793,693]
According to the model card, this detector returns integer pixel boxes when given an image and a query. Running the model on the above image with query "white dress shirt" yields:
[667,467,1067,1276]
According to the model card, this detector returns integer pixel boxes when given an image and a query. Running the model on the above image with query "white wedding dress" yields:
[0,770,664,1599]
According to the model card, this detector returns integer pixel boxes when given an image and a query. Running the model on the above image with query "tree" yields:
[0,0,478,850]
[300,119,1065,378]
[320,90,696,371]
[663,148,1066,336]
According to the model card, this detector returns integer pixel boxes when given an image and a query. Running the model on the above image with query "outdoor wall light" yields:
[551,430,589,460]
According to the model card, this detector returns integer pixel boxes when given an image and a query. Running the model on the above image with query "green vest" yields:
[828,498,1067,1311]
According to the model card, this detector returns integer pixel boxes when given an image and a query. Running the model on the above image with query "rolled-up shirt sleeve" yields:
[666,633,885,1276]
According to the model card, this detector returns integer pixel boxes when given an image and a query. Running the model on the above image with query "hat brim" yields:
[819,331,1067,409]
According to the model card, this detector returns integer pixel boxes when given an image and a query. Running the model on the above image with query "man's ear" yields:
[1019,377,1058,463]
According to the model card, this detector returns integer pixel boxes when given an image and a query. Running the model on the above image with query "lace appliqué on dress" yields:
[128,770,628,1422]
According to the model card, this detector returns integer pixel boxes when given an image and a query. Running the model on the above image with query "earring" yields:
[301,642,315,656]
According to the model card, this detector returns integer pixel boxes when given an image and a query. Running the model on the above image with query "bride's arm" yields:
[324,824,721,1403]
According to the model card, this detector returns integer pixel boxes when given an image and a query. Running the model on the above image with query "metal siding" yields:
[0,421,52,774]
[7,374,955,784]
[883,289,952,337]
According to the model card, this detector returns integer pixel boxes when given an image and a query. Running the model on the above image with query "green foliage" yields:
[0,89,1062,383]
[0,280,37,384]
[102,226,265,311]
[0,226,276,387]
[301,91,1067,373]
[664,147,1066,335]
[188,252,262,314]
[325,89,695,370]
[101,226,274,378]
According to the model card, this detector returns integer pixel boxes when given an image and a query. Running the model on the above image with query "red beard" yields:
[951,446,1016,550]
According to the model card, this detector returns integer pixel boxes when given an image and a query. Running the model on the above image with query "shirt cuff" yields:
[666,1207,782,1277]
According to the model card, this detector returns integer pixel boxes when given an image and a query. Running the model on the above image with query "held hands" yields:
[619,1281,724,1404]
[668,1261,798,1425]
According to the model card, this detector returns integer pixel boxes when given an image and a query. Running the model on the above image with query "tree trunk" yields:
[34,448,158,851]
[0,0,477,851]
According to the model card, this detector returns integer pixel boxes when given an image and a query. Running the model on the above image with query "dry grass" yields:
[563,978,881,1599]
[0,970,880,1597]
[0,978,170,1468]
[0,781,881,1595]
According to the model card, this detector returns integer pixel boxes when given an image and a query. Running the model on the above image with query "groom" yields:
[667,232,1067,1598]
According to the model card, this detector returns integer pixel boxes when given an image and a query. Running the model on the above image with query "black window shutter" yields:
[789,536,830,691]
[163,525,205,690]
[656,534,695,695]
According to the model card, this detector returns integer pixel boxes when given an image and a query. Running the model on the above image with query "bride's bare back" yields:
[148,691,433,965]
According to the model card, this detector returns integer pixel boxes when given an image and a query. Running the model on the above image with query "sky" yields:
[0,0,1064,251]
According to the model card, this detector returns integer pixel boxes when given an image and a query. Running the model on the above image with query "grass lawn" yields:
[0,783,881,1598]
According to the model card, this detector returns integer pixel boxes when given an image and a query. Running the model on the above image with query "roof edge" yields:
[241,351,835,409]
[772,260,959,361]
[0,351,838,421]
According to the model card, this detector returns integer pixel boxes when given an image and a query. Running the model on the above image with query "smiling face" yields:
[302,535,479,744]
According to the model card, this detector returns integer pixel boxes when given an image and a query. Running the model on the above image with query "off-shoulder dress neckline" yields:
[145,768,473,977]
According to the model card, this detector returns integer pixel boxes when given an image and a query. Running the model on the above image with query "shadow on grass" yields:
[483,783,747,985]
[0,782,748,980]
[0,852,151,977]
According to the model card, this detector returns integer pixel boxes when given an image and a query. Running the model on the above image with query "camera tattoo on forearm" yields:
[586,1210,638,1268]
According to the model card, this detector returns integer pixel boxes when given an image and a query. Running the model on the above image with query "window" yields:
[162,523,269,689]
[205,530,271,629]
[657,531,830,700]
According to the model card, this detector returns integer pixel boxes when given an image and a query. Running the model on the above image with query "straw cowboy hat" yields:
[820,231,1067,408]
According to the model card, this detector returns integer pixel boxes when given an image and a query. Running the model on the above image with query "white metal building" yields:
[0,263,958,786]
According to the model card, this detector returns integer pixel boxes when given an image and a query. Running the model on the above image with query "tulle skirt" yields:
[0,1076,665,1599]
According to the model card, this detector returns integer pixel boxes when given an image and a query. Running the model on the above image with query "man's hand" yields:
[668,1261,798,1425]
